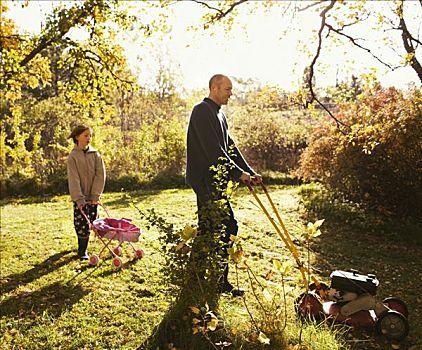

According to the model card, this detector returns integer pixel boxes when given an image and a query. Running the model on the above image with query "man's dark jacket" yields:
[186,98,255,191]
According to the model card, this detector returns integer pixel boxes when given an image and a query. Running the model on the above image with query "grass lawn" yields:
[1,184,421,350]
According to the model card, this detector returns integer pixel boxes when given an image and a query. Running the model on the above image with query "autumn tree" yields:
[188,0,421,128]
[0,1,142,189]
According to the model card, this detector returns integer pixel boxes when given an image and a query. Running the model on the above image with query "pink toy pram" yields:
[80,205,144,269]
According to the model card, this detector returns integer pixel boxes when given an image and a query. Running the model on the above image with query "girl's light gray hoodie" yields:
[67,145,106,206]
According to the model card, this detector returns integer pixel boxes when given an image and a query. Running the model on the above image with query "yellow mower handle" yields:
[247,183,326,295]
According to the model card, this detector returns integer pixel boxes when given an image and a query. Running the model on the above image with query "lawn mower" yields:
[247,183,409,347]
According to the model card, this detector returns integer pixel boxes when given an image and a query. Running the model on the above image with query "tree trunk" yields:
[398,1,422,82]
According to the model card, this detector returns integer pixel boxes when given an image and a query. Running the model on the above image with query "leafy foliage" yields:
[228,86,316,173]
[0,2,190,196]
[0,1,136,193]
[299,85,422,217]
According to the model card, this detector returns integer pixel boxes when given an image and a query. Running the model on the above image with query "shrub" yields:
[299,86,422,217]
[95,118,185,181]
[0,94,187,197]
[229,107,314,173]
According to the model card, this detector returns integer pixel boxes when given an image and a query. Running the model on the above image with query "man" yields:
[186,74,262,296]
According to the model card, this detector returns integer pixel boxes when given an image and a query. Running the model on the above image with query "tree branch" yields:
[215,0,248,21]
[190,0,223,14]
[192,0,248,23]
[337,12,371,30]
[0,34,28,42]
[307,0,349,133]
[406,30,422,47]
[61,38,134,87]
[325,23,399,71]
[298,0,325,13]
[397,0,422,81]
[19,2,97,68]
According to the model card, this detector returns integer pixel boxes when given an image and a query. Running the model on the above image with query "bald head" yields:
[209,74,227,89]
[208,74,232,106]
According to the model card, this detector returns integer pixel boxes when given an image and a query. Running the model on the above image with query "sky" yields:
[5,0,421,91]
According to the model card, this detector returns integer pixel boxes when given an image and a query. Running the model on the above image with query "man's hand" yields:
[251,174,263,185]
[240,172,252,184]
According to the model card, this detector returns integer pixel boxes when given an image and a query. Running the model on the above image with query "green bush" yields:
[94,118,185,182]
[1,93,188,197]
[229,107,314,173]
[1,96,80,197]
[299,86,422,217]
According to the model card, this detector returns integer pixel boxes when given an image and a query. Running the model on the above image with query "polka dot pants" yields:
[73,203,98,238]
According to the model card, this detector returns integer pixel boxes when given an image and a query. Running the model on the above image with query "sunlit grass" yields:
[1,185,421,349]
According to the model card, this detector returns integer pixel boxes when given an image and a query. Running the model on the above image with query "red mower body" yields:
[322,301,376,328]
[295,271,409,344]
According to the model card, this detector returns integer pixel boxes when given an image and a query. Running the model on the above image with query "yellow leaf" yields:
[314,229,322,238]
[273,259,282,271]
[288,345,312,350]
[314,219,325,228]
[11,105,22,118]
[180,224,197,241]
[28,76,39,89]
[229,234,238,242]
[258,331,270,345]
[262,288,273,302]
[264,270,275,280]
[207,316,218,331]
[175,242,186,251]
[306,223,316,237]
[281,262,292,275]
[189,306,200,314]
[231,249,244,264]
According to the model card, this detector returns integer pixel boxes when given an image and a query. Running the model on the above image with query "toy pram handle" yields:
[78,202,111,228]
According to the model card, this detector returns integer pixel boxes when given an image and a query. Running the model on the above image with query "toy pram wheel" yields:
[134,249,144,259]
[376,310,409,342]
[89,254,99,266]
[113,246,123,256]
[294,292,323,320]
[382,297,409,318]
[112,257,122,269]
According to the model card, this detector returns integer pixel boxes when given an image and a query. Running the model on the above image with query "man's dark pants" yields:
[192,176,238,287]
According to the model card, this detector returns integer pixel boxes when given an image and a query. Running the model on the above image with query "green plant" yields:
[299,85,422,218]
[230,107,315,173]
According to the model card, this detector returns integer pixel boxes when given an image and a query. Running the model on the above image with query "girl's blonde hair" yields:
[69,124,92,144]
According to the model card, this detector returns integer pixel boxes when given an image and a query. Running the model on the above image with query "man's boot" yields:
[77,236,89,260]
[218,264,244,297]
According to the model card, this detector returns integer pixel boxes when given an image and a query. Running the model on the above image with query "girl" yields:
[67,124,106,260]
